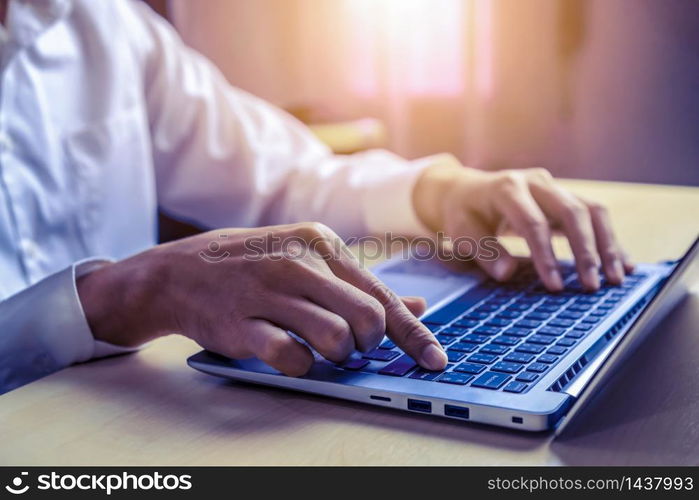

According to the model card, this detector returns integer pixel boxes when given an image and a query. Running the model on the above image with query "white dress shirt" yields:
[0,0,438,393]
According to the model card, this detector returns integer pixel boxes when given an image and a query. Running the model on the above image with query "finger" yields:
[245,318,314,377]
[528,181,601,290]
[445,210,518,282]
[289,265,387,353]
[303,226,447,371]
[401,296,427,317]
[580,198,634,283]
[495,174,564,291]
[264,296,355,363]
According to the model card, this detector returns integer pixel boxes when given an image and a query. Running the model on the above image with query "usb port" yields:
[444,404,470,420]
[407,399,432,413]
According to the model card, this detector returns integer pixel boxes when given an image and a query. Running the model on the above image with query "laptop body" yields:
[188,237,699,432]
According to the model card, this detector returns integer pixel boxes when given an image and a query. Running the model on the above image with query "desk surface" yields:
[1,180,698,466]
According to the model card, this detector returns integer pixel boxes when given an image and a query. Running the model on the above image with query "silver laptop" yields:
[188,236,698,432]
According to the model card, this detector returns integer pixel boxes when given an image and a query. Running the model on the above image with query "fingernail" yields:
[421,344,448,371]
[585,269,600,290]
[548,269,564,291]
[490,257,516,282]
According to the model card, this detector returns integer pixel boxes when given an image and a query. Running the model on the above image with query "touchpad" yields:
[372,257,483,310]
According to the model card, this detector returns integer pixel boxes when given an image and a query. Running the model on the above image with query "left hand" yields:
[412,157,634,291]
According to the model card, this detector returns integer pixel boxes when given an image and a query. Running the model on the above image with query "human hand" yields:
[413,158,633,291]
[77,223,448,375]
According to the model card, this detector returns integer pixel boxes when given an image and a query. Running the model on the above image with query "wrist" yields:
[77,251,168,347]
[412,156,463,232]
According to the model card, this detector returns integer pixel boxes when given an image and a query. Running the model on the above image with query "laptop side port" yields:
[407,399,432,413]
[444,404,469,419]
[512,416,524,424]
[370,395,391,402]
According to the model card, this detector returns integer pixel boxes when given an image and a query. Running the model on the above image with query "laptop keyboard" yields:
[339,265,649,394]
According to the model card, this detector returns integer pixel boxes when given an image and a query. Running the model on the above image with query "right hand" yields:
[77,222,448,376]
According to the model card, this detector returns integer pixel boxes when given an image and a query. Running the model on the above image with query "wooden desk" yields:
[1,180,698,466]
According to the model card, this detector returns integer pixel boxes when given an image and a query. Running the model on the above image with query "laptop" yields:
[188,236,699,432]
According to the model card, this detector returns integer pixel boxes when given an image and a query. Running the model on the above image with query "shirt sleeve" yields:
[128,2,437,240]
[0,259,139,394]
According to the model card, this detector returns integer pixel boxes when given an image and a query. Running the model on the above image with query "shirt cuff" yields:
[361,152,460,238]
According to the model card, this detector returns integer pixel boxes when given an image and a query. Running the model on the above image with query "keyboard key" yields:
[516,372,539,383]
[547,346,568,355]
[503,327,532,337]
[467,353,498,365]
[527,362,549,373]
[449,342,479,352]
[420,285,492,324]
[453,318,479,328]
[507,303,531,311]
[435,334,456,346]
[437,372,474,385]
[515,320,542,329]
[503,381,528,393]
[566,303,591,312]
[409,369,441,381]
[461,312,489,320]
[497,311,521,319]
[363,349,400,362]
[446,350,466,363]
[524,312,550,321]
[461,333,490,344]
[439,326,469,336]
[474,326,501,335]
[492,361,524,374]
[557,338,576,347]
[454,362,486,374]
[535,305,561,313]
[537,354,559,364]
[516,343,546,354]
[528,334,555,345]
[475,304,500,313]
[492,335,521,346]
[565,330,585,339]
[340,358,369,370]
[573,323,593,331]
[582,316,601,324]
[378,355,417,376]
[558,311,584,320]
[472,371,511,390]
[379,339,396,349]
[423,323,443,332]
[539,326,566,336]
[480,344,510,355]
[548,318,575,328]
[504,352,535,364]
[485,318,511,327]
[589,309,607,317]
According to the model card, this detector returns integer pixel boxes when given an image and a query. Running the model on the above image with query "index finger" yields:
[307,225,447,371]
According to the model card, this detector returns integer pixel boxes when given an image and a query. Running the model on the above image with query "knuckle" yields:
[587,201,607,217]
[296,222,328,241]
[322,318,352,359]
[496,171,525,192]
[528,167,553,182]
[354,300,386,337]
[577,253,598,270]
[366,279,395,307]
[260,335,288,365]
[561,200,588,223]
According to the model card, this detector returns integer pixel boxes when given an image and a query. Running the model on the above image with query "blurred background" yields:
[152,0,698,186]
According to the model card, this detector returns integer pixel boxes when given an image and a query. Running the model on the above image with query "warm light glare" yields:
[345,0,468,97]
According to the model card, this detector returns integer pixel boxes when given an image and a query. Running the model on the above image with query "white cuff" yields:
[361,152,455,238]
